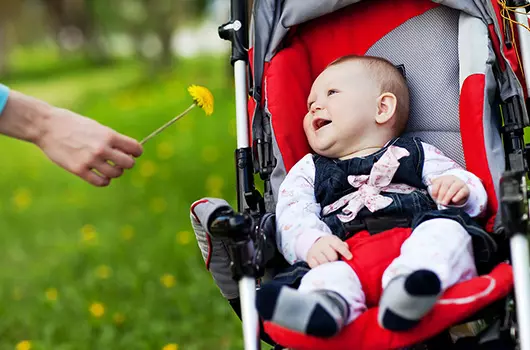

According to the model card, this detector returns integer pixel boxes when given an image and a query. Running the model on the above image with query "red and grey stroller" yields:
[190,0,530,349]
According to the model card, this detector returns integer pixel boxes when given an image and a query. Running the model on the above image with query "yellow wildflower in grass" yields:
[188,85,214,116]
[12,188,32,211]
[80,224,98,245]
[201,145,220,163]
[162,344,178,350]
[89,302,105,318]
[95,265,112,279]
[45,288,58,302]
[176,231,191,245]
[120,225,135,240]
[15,340,31,350]
[160,274,176,288]
[140,85,212,145]
[156,141,175,160]
[113,312,126,325]
[140,160,157,178]
[150,197,167,214]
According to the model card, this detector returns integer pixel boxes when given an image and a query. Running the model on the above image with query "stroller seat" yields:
[191,0,529,349]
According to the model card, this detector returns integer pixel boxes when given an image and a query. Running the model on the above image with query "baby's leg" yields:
[378,218,477,331]
[256,261,366,338]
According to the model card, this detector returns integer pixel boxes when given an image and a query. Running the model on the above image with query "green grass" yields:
[0,54,246,350]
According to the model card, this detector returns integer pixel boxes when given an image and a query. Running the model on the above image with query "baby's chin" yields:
[308,140,341,158]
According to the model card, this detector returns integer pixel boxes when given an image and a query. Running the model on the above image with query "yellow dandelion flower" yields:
[45,288,58,301]
[113,312,125,325]
[95,265,112,279]
[162,344,178,350]
[201,145,220,163]
[15,340,31,350]
[176,231,191,245]
[121,225,135,240]
[188,85,214,116]
[89,302,105,318]
[140,160,157,178]
[160,273,176,288]
[80,224,98,245]
[150,197,167,214]
[12,188,32,211]
[156,141,175,160]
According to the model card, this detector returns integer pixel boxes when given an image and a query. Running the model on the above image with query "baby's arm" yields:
[421,142,488,217]
[276,154,334,264]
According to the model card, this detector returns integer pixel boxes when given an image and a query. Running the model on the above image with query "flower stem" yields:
[140,103,196,145]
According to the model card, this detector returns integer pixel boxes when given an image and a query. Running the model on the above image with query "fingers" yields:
[330,238,352,260]
[110,132,143,158]
[452,187,470,205]
[81,169,110,187]
[307,236,352,268]
[103,148,135,169]
[435,178,453,203]
[441,181,463,205]
[430,179,441,200]
[432,176,470,206]
[321,245,339,262]
[94,161,124,179]
[308,252,328,268]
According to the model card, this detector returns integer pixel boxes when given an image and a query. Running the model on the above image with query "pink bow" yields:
[322,146,418,223]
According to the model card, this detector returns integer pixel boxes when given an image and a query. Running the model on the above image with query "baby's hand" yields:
[430,175,469,206]
[306,235,353,268]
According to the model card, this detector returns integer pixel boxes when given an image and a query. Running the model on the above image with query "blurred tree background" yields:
[0,1,251,349]
[0,0,220,75]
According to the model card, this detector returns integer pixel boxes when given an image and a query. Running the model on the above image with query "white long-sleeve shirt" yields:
[276,142,488,265]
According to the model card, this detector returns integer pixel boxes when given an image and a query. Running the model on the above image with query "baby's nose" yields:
[310,104,322,114]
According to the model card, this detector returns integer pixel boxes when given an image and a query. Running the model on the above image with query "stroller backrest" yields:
[255,0,510,227]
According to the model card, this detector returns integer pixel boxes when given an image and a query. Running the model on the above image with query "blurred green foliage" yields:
[0,45,245,349]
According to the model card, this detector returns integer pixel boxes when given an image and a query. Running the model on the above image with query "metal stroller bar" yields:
[218,0,263,349]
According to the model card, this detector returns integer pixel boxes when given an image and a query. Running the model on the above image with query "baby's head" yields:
[303,55,410,159]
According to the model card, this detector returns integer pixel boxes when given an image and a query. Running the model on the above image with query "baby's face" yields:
[303,61,380,158]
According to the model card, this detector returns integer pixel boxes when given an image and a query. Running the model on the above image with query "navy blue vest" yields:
[313,137,437,238]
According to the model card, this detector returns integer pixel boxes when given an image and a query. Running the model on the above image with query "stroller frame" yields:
[210,1,530,349]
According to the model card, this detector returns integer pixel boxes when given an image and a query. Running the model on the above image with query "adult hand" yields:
[35,107,143,187]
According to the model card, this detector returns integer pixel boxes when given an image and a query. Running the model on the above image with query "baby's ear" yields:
[375,92,397,125]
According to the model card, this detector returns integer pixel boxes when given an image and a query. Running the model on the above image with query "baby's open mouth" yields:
[313,117,332,131]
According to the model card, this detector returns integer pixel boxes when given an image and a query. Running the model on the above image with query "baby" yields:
[255,55,495,338]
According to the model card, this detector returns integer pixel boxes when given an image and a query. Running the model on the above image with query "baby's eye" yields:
[327,89,338,96]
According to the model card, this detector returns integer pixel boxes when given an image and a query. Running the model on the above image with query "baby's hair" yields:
[328,55,410,135]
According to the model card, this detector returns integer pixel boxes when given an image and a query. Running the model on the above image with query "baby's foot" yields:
[256,283,349,338]
[378,269,442,331]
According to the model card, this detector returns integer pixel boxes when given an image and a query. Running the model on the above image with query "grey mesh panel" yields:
[366,6,464,166]
[266,0,485,60]
[407,132,465,167]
